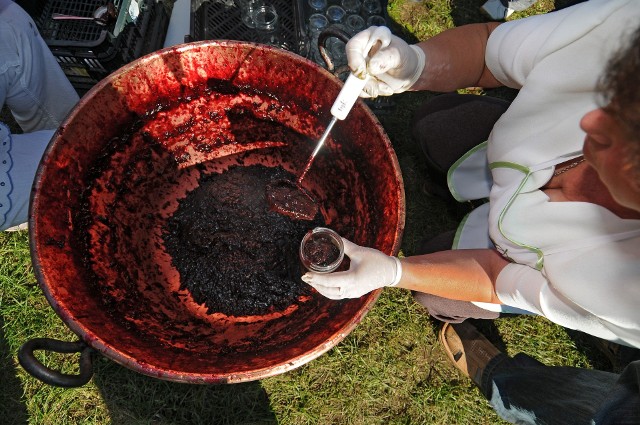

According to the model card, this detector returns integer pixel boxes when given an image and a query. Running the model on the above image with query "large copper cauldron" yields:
[19,40,404,387]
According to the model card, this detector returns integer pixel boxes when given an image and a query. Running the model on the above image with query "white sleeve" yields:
[486,14,564,89]
[496,263,550,316]
[496,261,630,346]
[485,0,635,89]
[495,262,602,323]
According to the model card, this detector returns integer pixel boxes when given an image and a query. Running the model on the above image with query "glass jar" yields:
[299,227,345,273]
[236,0,263,28]
[326,5,346,24]
[308,0,328,12]
[254,4,285,48]
[324,23,348,67]
[308,12,329,35]
[308,13,329,65]
[341,0,361,15]
[345,14,365,35]
[361,0,382,16]
[254,4,278,33]
[366,14,386,26]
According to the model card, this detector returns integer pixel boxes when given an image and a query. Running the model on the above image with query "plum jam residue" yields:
[163,165,324,317]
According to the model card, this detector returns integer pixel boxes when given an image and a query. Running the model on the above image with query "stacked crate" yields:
[24,0,172,95]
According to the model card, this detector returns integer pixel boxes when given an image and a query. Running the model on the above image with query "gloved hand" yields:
[301,238,402,300]
[345,26,426,98]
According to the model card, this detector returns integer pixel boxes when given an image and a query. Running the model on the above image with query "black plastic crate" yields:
[188,0,397,113]
[189,0,392,67]
[26,0,172,95]
[190,0,307,56]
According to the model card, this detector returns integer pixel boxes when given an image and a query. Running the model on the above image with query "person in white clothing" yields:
[0,0,79,230]
[300,0,640,422]
[303,0,640,351]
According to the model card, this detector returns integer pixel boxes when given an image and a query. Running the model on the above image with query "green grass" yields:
[0,0,613,423]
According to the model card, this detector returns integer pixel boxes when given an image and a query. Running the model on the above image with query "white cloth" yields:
[163,0,190,48]
[0,124,55,228]
[0,0,79,230]
[449,0,640,347]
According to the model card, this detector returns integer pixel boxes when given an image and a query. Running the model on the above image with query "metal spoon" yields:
[52,4,117,26]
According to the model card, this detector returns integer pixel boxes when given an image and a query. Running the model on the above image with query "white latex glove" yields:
[301,238,402,300]
[345,26,426,98]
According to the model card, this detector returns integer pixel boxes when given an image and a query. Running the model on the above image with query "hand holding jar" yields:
[301,232,402,300]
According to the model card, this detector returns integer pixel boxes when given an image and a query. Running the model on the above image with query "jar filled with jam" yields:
[299,227,344,273]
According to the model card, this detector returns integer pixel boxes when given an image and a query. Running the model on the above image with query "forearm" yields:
[396,249,508,304]
[410,22,503,92]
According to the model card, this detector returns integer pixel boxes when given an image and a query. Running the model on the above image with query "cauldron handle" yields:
[317,25,352,75]
[18,338,94,388]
